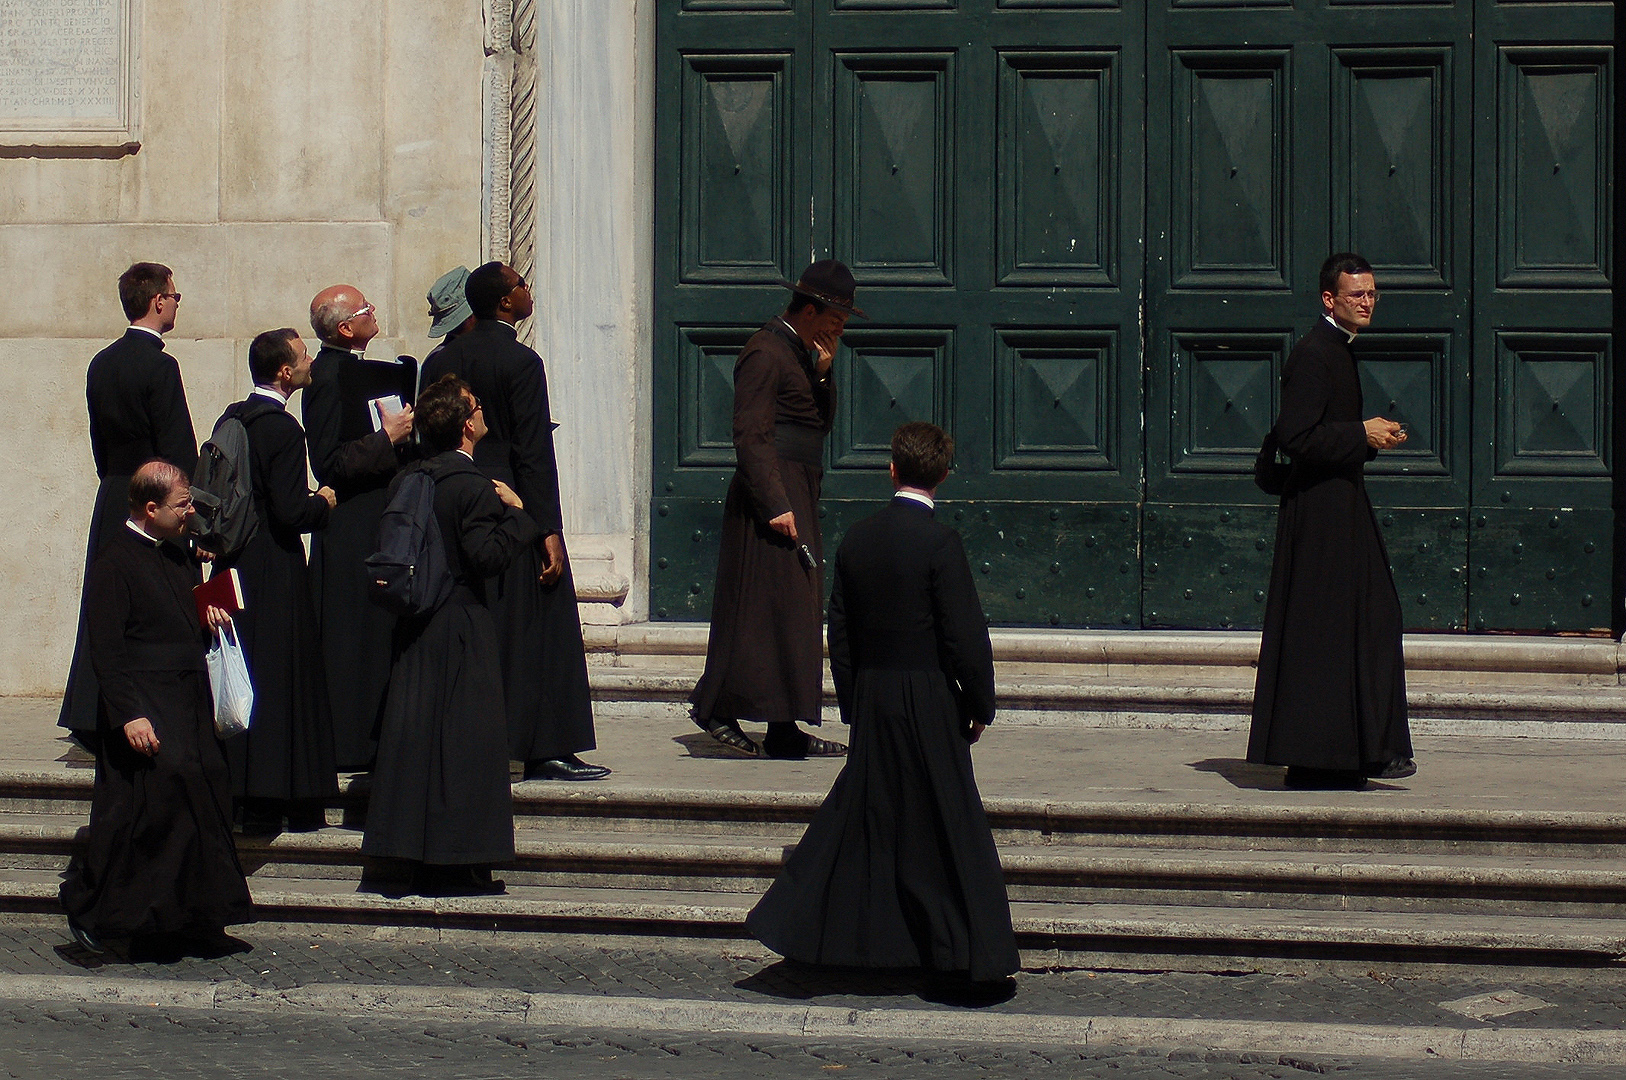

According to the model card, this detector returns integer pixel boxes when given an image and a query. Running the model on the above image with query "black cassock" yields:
[1248,318,1411,772]
[747,497,1019,982]
[303,346,418,771]
[215,395,337,802]
[61,525,251,937]
[690,320,833,727]
[60,328,198,735]
[420,321,596,763]
[363,451,542,865]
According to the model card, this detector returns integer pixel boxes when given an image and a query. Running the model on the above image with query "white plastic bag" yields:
[206,624,254,737]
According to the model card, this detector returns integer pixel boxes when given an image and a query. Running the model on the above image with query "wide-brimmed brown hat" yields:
[778,259,867,319]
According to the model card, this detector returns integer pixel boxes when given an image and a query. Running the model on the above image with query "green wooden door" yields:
[653,1,1146,627]
[652,1,1616,634]
[1142,4,1476,630]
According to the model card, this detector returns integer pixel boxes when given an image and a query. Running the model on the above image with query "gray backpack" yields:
[192,413,260,559]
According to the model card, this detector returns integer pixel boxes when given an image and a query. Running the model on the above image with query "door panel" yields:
[652,1,1616,634]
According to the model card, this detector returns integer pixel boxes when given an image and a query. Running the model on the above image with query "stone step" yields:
[589,625,1626,677]
[10,817,1626,917]
[5,869,1622,965]
[7,777,1626,855]
[584,626,1626,730]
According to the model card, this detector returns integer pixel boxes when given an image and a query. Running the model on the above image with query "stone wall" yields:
[0,0,493,694]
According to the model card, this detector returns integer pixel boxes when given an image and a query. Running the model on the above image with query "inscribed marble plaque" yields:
[0,0,136,143]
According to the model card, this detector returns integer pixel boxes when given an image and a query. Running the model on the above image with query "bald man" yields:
[304,285,419,772]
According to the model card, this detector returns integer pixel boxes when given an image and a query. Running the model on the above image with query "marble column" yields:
[523,0,654,624]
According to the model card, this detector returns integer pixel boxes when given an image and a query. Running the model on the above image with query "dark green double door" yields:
[652,1,1615,633]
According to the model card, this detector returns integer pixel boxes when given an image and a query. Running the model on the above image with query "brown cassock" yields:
[690,319,835,726]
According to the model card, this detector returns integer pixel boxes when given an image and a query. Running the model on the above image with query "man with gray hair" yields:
[303,285,418,771]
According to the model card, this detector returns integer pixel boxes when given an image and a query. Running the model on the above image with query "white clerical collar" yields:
[128,324,163,341]
[456,448,474,461]
[251,384,289,405]
[894,490,935,510]
[1324,315,1356,343]
[124,518,160,545]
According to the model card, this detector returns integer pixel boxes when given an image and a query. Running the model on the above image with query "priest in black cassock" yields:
[304,285,418,771]
[747,422,1018,985]
[1248,253,1416,789]
[418,262,608,782]
[60,262,198,742]
[690,261,861,760]
[61,460,251,954]
[363,374,541,896]
[215,329,339,830]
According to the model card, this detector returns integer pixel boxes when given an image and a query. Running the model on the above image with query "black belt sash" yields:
[773,424,825,468]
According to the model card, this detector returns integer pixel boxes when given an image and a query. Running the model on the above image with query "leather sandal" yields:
[700,719,762,758]
[804,735,848,757]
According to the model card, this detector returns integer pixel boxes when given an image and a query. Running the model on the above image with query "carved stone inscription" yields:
[0,0,124,124]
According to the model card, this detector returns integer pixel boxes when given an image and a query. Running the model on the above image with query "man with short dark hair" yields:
[747,421,1017,987]
[690,260,860,759]
[60,262,198,741]
[1248,253,1415,789]
[364,374,540,896]
[61,459,251,955]
[303,285,418,771]
[214,329,340,830]
[419,261,608,782]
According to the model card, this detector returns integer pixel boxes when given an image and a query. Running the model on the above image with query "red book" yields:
[194,567,245,625]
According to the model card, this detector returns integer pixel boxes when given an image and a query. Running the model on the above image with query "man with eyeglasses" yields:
[60,262,200,748]
[419,261,608,782]
[61,459,251,956]
[304,285,419,772]
[1248,253,1416,790]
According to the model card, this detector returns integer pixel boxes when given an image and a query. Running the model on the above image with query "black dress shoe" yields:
[415,865,506,897]
[524,755,611,781]
[67,916,105,955]
[1284,766,1367,790]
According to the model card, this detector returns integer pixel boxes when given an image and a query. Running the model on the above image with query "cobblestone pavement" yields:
[2,916,1624,1033]
[3,999,1624,1080]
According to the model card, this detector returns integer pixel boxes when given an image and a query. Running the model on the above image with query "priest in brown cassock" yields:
[304,285,418,772]
[214,329,339,830]
[1248,253,1416,789]
[61,460,252,955]
[747,423,1018,986]
[60,262,198,743]
[418,262,608,782]
[689,260,863,760]
[363,374,541,896]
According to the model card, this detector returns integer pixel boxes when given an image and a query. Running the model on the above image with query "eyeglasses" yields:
[159,292,182,304]
[1338,290,1380,303]
[163,496,193,513]
[342,303,376,323]
[509,278,529,294]
[469,396,483,412]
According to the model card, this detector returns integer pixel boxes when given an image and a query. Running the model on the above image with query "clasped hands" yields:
[1364,416,1407,450]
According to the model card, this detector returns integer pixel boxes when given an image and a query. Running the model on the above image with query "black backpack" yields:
[1253,430,1291,496]
[192,412,260,559]
[366,464,455,617]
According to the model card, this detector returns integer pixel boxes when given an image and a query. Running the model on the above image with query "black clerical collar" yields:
[127,325,164,343]
[477,319,519,340]
[892,491,935,514]
[1322,315,1357,344]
